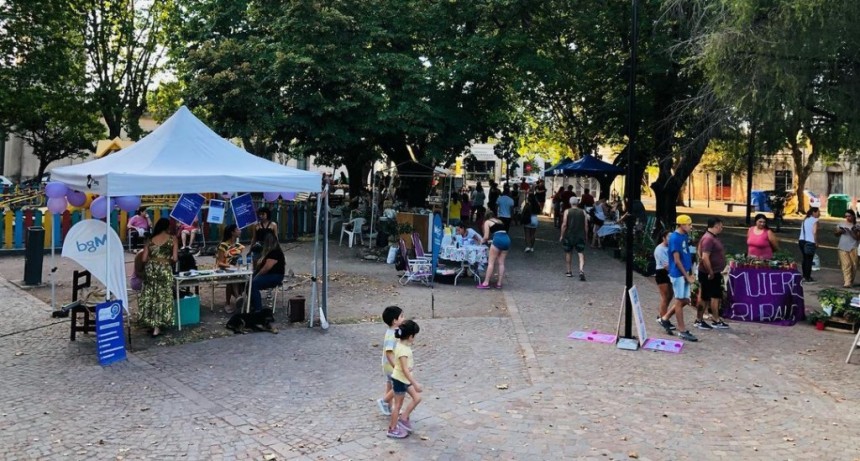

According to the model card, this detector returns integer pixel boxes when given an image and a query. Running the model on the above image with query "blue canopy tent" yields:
[544,155,624,198]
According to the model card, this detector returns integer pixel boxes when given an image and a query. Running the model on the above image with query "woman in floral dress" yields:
[139,218,178,337]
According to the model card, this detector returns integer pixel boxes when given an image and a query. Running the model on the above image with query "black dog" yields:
[225,308,278,334]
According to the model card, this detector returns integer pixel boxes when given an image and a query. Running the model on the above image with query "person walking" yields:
[470,183,486,222]
[658,215,698,342]
[496,187,515,231]
[387,320,423,439]
[522,194,539,252]
[488,182,501,216]
[798,207,820,283]
[835,210,860,288]
[560,197,588,281]
[552,187,565,228]
[534,180,547,215]
[653,230,676,330]
[478,211,510,289]
[696,218,730,330]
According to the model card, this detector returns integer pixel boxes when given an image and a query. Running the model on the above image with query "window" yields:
[774,170,792,192]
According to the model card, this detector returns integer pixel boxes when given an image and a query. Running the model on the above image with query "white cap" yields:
[570,197,580,206]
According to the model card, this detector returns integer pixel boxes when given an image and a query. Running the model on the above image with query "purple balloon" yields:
[45,182,68,199]
[90,196,112,219]
[263,192,280,202]
[67,190,87,207]
[116,195,141,213]
[280,192,297,201]
[47,197,68,214]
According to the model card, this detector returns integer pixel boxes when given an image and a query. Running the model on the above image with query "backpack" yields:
[394,250,407,271]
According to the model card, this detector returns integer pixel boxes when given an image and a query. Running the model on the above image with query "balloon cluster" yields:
[43,181,141,217]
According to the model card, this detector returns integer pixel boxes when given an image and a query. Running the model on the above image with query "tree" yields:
[688,0,860,212]
[83,0,170,139]
[0,0,104,178]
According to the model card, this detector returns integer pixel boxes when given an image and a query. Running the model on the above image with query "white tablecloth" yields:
[440,245,489,265]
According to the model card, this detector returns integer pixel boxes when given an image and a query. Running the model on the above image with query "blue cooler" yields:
[174,295,200,327]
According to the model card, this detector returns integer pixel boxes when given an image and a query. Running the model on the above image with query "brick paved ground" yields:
[1,217,859,460]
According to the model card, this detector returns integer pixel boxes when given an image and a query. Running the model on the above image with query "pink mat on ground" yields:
[567,331,618,344]
[642,338,684,353]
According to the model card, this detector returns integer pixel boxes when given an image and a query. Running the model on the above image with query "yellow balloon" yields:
[83,193,94,208]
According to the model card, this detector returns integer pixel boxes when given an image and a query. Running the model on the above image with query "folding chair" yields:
[411,232,432,261]
[398,239,433,286]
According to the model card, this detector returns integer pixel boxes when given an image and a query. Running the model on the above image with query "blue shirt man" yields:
[496,194,514,218]
[667,229,692,278]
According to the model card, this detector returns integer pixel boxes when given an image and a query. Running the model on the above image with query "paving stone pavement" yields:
[1,219,859,460]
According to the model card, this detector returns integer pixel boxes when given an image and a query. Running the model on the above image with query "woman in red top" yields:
[746,213,778,259]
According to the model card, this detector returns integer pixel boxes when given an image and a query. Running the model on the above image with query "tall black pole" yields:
[745,123,757,227]
[623,0,639,340]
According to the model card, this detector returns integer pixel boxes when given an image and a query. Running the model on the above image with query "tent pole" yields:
[309,186,324,328]
[105,193,111,302]
[50,213,56,311]
[370,164,376,248]
[322,189,329,325]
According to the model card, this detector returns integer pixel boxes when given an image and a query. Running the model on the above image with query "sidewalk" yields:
[1,218,859,459]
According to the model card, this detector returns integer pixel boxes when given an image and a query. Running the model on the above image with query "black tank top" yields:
[488,220,505,235]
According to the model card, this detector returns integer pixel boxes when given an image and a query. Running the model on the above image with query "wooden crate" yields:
[824,316,860,334]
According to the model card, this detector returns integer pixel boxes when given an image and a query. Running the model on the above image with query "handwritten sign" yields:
[96,300,126,366]
[170,193,205,227]
[628,285,647,346]
[230,193,258,230]
[723,267,805,325]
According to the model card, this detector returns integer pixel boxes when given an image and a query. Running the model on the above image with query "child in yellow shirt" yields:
[387,320,422,438]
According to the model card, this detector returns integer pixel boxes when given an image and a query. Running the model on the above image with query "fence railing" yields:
[0,199,316,250]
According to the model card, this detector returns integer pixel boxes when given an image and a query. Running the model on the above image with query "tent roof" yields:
[51,106,321,196]
[545,155,624,179]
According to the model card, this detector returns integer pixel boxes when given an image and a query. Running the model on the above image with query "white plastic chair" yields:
[340,217,366,247]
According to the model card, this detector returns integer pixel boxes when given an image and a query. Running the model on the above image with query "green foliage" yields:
[0,0,104,176]
[817,288,859,320]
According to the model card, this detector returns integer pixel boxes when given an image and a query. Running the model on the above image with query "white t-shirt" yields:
[653,244,670,270]
[800,217,818,243]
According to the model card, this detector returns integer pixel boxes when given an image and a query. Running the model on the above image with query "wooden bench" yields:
[724,202,749,212]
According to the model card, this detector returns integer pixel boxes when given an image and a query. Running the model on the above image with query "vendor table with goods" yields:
[174,269,253,329]
[722,262,805,325]
[439,244,489,286]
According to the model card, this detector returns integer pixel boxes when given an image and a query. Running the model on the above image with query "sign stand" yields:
[846,300,860,364]
[616,285,647,351]
[616,290,639,351]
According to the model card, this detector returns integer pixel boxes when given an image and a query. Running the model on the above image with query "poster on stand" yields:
[207,199,226,224]
[231,193,258,229]
[170,193,205,226]
[96,300,126,366]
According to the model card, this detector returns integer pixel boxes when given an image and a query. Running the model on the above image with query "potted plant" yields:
[817,288,851,317]
[807,310,828,330]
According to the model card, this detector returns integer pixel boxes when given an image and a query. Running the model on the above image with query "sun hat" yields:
[676,214,692,225]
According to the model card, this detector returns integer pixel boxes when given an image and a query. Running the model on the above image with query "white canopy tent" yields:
[52,106,321,195]
[51,106,327,329]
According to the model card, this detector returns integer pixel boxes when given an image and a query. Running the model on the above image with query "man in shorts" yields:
[659,215,698,342]
[696,217,730,329]
[560,197,588,281]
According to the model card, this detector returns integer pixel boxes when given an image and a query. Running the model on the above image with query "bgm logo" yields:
[76,234,108,253]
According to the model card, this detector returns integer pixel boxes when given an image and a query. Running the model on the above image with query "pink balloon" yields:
[90,196,113,219]
[263,192,280,202]
[45,182,68,199]
[47,197,68,214]
[67,190,86,207]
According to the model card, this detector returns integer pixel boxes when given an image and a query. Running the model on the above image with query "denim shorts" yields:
[670,275,691,300]
[391,378,411,395]
[492,232,511,251]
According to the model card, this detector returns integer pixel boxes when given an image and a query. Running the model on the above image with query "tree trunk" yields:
[788,134,819,214]
[345,161,366,200]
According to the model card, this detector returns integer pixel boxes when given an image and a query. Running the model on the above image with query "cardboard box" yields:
[174,295,200,327]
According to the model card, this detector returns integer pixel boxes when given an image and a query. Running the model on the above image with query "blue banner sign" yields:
[96,300,126,366]
[431,213,443,280]
[170,193,205,227]
[231,193,258,230]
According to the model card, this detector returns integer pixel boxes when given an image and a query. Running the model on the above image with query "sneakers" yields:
[579,272,586,281]
[658,318,675,335]
[524,247,534,253]
[694,319,713,330]
[711,320,730,329]
[398,418,413,433]
[656,317,677,330]
[678,330,699,342]
[386,425,409,438]
[565,272,573,278]
[377,398,391,416]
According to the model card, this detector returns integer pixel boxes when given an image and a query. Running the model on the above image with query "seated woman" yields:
[178,218,200,250]
[216,224,245,313]
[127,208,152,250]
[455,222,482,246]
[250,232,285,312]
[747,213,778,259]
